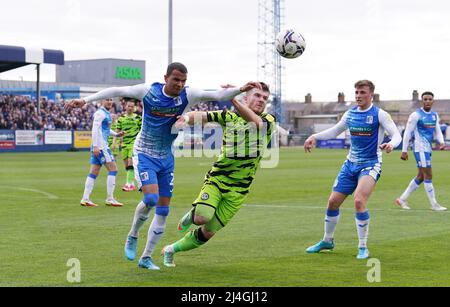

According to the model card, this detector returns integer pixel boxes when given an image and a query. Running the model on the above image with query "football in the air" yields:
[275,29,306,59]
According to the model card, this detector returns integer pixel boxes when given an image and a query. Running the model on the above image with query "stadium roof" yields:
[0,45,64,73]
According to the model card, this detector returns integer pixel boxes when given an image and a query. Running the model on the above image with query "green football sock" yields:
[173,229,205,253]
[126,169,135,185]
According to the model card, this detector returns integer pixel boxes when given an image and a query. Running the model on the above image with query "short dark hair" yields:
[354,80,375,92]
[259,82,270,93]
[421,91,434,98]
[166,62,188,75]
[123,97,138,104]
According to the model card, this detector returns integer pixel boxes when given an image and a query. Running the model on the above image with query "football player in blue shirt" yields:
[80,98,126,207]
[303,80,402,259]
[66,62,261,270]
[395,91,446,211]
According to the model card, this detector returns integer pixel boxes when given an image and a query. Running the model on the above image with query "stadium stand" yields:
[0,95,232,131]
[0,95,95,130]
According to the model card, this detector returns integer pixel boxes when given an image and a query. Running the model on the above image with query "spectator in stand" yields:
[189,101,230,112]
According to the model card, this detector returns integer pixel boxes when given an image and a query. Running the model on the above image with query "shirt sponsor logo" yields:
[423,120,436,129]
[349,127,373,137]
[150,106,180,117]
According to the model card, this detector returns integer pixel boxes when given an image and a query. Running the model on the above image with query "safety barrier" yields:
[0,130,91,152]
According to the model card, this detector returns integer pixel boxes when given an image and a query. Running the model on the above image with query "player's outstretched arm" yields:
[313,114,348,141]
[230,98,263,127]
[174,112,208,129]
[186,81,262,108]
[111,130,126,138]
[64,99,86,111]
[64,84,149,111]
[304,113,348,153]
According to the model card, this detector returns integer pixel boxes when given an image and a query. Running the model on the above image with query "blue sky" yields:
[1,0,450,101]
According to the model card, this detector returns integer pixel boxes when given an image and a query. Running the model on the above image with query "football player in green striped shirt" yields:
[162,82,276,267]
[117,98,142,191]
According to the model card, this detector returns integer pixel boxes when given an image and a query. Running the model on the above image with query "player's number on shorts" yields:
[170,173,174,187]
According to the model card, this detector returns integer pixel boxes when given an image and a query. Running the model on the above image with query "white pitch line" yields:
[2,187,59,200]
[243,204,446,213]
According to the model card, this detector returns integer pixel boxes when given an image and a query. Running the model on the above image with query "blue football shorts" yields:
[332,160,382,195]
[90,148,115,165]
[414,151,432,168]
[132,152,175,197]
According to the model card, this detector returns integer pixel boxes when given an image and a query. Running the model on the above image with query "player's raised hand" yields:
[174,114,190,129]
[400,152,408,160]
[380,143,394,153]
[304,136,316,153]
[65,99,86,111]
[239,81,262,92]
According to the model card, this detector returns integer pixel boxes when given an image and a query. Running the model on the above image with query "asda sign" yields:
[115,66,143,80]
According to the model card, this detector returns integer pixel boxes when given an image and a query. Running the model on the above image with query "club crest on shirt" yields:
[140,172,149,181]
[366,116,373,124]
[174,97,183,106]
[201,193,209,200]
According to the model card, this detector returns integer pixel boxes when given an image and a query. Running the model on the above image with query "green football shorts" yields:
[121,145,133,160]
[110,145,120,157]
[192,181,248,233]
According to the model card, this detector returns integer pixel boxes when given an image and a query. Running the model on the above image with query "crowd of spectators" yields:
[189,101,221,112]
[0,95,231,131]
[0,95,95,130]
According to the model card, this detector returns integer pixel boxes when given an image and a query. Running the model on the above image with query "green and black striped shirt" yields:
[116,113,142,147]
[204,110,276,195]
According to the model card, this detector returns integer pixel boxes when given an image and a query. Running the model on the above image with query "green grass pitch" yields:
[1,148,449,286]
